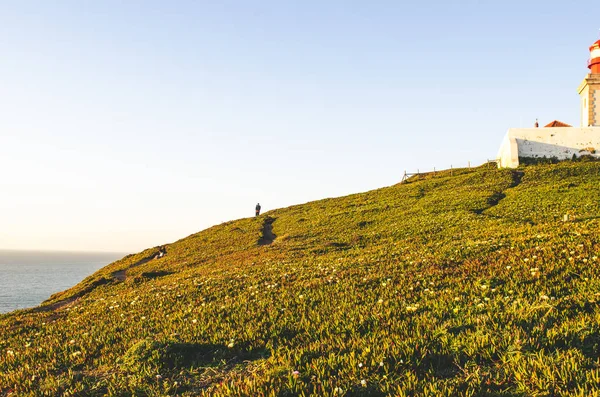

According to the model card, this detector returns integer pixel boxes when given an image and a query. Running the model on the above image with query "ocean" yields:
[0,250,125,314]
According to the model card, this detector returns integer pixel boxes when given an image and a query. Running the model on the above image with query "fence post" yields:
[450,165,453,176]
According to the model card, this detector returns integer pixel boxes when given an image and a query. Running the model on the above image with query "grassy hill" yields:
[2,161,600,396]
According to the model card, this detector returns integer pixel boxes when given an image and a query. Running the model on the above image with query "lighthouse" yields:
[577,39,600,127]
[497,36,600,168]
[589,39,600,74]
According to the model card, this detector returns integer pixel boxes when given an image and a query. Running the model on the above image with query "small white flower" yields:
[361,379,367,386]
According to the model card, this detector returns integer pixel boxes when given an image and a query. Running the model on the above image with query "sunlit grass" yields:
[1,162,600,396]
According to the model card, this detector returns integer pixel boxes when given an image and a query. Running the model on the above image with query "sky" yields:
[0,0,598,252]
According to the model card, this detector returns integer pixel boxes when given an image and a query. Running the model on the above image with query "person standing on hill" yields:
[255,203,261,216]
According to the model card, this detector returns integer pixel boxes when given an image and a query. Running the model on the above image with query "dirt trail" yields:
[258,217,277,245]
[511,170,524,188]
[34,251,165,314]
[110,255,156,282]
[476,170,525,215]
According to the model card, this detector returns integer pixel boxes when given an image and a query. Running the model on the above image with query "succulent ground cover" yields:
[1,161,600,396]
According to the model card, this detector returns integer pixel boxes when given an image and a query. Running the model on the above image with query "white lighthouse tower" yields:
[577,39,600,127]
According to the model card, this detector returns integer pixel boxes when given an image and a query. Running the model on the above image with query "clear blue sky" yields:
[1,1,598,252]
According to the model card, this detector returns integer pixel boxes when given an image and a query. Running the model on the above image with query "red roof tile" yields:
[544,120,572,127]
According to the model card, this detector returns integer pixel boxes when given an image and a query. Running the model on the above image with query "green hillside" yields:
[2,162,600,396]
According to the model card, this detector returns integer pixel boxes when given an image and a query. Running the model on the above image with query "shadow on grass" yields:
[120,339,270,374]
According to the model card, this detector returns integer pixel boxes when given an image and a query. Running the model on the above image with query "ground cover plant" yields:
[1,161,600,396]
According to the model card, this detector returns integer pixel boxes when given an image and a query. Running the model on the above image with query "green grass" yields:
[2,162,600,396]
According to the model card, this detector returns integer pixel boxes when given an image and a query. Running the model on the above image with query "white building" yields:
[497,38,600,168]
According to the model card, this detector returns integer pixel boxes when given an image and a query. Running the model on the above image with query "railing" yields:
[401,159,499,183]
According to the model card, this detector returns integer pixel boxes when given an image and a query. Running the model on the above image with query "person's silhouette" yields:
[255,203,261,216]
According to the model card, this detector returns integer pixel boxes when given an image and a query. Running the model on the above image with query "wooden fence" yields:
[401,159,499,183]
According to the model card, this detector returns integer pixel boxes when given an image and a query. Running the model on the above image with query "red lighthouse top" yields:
[589,39,600,74]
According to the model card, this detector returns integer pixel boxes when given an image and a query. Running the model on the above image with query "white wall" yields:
[593,90,600,126]
[582,95,589,127]
[497,127,600,168]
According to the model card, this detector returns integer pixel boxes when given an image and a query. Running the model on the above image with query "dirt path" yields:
[112,270,127,282]
[511,170,524,188]
[110,255,155,282]
[33,252,164,314]
[475,170,525,215]
[258,217,277,245]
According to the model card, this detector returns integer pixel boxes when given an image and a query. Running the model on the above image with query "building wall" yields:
[593,90,600,126]
[582,87,590,127]
[578,75,600,126]
[497,127,600,168]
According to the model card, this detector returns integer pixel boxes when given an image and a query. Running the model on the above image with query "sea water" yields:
[0,250,125,314]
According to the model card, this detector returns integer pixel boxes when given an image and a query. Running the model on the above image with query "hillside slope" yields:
[2,162,600,396]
